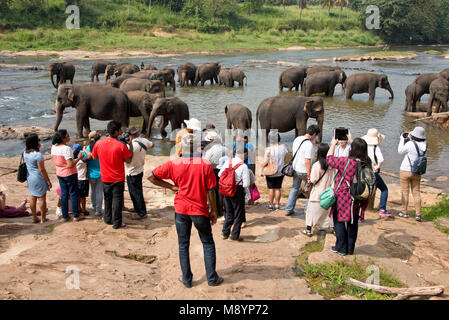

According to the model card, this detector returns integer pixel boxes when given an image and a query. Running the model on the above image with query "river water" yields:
[1,46,449,186]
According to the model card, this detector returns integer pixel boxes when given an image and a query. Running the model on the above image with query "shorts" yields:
[266,176,284,189]
[78,180,89,198]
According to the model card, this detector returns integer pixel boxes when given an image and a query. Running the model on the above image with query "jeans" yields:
[57,173,79,219]
[285,172,308,214]
[333,210,359,255]
[175,213,219,286]
[89,178,103,213]
[126,173,147,217]
[103,181,125,228]
[223,186,246,239]
[213,169,224,217]
[375,172,388,211]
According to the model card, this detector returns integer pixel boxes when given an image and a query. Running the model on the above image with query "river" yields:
[1,46,449,188]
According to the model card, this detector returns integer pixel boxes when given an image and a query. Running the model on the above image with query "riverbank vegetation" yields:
[422,194,449,235]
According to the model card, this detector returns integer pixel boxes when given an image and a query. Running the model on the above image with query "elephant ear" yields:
[379,75,387,87]
[225,105,228,114]
[303,100,314,115]
[68,87,75,102]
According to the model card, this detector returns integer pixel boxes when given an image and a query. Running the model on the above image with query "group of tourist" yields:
[0,118,429,288]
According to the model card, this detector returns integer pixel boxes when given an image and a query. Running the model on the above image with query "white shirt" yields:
[218,157,250,189]
[292,136,314,174]
[398,135,427,172]
[76,160,88,180]
[367,145,384,172]
[125,137,154,176]
[264,144,288,177]
[334,145,351,157]
[204,143,228,169]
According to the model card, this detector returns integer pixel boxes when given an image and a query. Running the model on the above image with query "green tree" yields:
[245,0,264,14]
[298,0,307,21]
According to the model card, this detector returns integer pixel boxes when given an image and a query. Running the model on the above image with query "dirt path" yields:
[0,155,448,300]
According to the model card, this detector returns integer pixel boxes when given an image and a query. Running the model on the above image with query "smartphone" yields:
[334,127,349,140]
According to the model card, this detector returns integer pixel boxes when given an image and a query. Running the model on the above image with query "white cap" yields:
[205,130,220,142]
[184,118,201,131]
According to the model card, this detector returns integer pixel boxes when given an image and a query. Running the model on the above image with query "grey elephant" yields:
[304,70,346,97]
[404,82,420,112]
[49,62,75,89]
[344,73,394,100]
[194,62,221,86]
[105,63,140,81]
[406,73,440,110]
[108,74,136,88]
[279,67,308,92]
[441,68,449,80]
[307,65,341,76]
[427,77,449,116]
[148,97,189,138]
[131,70,158,79]
[225,104,252,131]
[126,90,163,135]
[54,84,129,137]
[218,67,233,87]
[140,63,157,70]
[229,68,247,87]
[150,69,176,91]
[256,96,324,143]
[119,78,166,96]
[91,61,114,82]
[177,63,197,86]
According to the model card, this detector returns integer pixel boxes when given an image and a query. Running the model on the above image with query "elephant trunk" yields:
[317,114,324,143]
[50,72,58,89]
[54,100,64,132]
[386,85,394,99]
[148,108,160,137]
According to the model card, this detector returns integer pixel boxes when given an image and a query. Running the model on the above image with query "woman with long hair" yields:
[24,133,52,223]
[51,129,84,222]
[326,136,371,256]
[302,143,335,237]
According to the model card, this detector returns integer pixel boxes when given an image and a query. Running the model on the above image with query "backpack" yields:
[408,141,427,176]
[350,159,376,201]
[219,160,244,197]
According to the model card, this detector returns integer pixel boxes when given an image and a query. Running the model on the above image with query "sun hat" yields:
[410,126,426,140]
[205,130,220,142]
[184,118,202,131]
[362,128,385,146]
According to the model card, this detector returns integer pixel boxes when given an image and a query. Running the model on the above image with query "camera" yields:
[402,132,409,139]
[119,130,131,144]
[334,127,349,141]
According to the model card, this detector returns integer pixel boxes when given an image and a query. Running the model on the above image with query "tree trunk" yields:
[283,1,286,22]
[149,0,151,11]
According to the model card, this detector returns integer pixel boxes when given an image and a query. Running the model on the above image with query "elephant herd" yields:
[50,60,247,138]
[404,69,449,116]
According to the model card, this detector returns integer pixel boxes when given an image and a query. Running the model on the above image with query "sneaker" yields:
[358,217,364,222]
[228,236,243,242]
[208,276,224,287]
[266,204,274,211]
[241,222,247,229]
[398,212,409,218]
[55,207,62,218]
[274,204,281,210]
[302,229,312,237]
[74,214,85,222]
[95,211,103,216]
[131,214,148,220]
[222,234,229,240]
[285,210,295,216]
[331,246,338,253]
[415,216,422,222]
[379,210,392,217]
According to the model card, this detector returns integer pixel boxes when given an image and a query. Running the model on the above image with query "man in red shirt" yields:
[92,121,133,229]
[148,133,223,288]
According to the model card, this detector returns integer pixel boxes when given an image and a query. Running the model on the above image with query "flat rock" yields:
[276,61,301,67]
[0,125,55,141]
[278,46,307,51]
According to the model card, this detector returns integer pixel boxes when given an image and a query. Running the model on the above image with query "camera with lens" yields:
[119,130,131,144]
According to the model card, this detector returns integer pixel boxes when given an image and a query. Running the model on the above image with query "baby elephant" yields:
[427,77,449,116]
[404,82,420,112]
[304,70,346,97]
[126,90,162,136]
[344,73,394,100]
[225,104,252,131]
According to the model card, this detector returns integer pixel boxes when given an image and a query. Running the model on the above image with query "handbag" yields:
[302,167,328,199]
[17,152,27,183]
[281,138,310,177]
[261,146,278,176]
[249,185,260,202]
[319,159,349,210]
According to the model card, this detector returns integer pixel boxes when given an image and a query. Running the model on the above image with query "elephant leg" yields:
[295,84,299,91]
[160,117,169,138]
[75,112,84,138]
[441,99,448,112]
[328,86,335,97]
[83,118,91,137]
[201,79,205,86]
[369,86,376,100]
[346,89,352,99]
[426,94,435,116]
[214,75,219,84]
[227,118,232,130]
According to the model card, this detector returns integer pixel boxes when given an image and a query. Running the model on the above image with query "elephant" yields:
[229,68,247,87]
[256,96,324,143]
[119,78,166,96]
[140,62,157,70]
[150,69,176,91]
[49,62,75,89]
[161,66,176,79]
[54,84,129,138]
[194,62,221,86]
[404,82,420,112]
[304,70,346,97]
[125,90,163,135]
[225,104,252,131]
[441,68,449,80]
[177,63,197,86]
[91,61,114,82]
[108,74,136,88]
[344,73,394,100]
[148,97,189,138]
[131,70,158,79]
[426,77,449,116]
[279,67,308,92]
[218,67,233,87]
[306,65,341,76]
[104,63,140,81]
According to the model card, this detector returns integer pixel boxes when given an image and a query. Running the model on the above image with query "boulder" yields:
[0,125,55,141]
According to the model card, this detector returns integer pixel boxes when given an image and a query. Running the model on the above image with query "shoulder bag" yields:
[261,146,278,177]
[281,138,310,177]
[17,152,27,183]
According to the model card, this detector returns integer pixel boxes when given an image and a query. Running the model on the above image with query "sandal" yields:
[398,212,409,218]
[302,229,312,237]
[415,216,422,222]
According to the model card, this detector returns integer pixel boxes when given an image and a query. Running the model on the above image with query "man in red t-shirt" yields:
[92,121,133,229]
[149,133,223,288]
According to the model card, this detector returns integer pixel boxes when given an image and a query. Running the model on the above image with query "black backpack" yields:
[408,141,427,176]
[350,159,376,201]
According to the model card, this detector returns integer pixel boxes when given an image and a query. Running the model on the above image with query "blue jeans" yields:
[175,213,219,286]
[57,173,80,219]
[285,172,308,214]
[375,172,388,211]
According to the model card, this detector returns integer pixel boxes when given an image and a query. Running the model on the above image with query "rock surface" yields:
[0,125,55,141]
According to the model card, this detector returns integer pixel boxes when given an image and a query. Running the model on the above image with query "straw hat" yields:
[184,118,202,131]
[410,126,426,140]
[362,128,385,146]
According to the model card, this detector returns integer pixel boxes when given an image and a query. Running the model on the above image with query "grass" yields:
[421,193,449,235]
[296,234,405,300]
[423,50,443,55]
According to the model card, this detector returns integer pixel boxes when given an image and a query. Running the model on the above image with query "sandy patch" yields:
[278,46,307,51]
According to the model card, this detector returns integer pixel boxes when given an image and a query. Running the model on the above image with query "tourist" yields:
[218,146,250,241]
[327,136,370,256]
[0,189,29,218]
[82,131,104,217]
[125,127,154,220]
[397,126,427,222]
[302,143,334,237]
[334,138,352,157]
[203,130,228,219]
[51,130,84,222]
[201,123,216,151]
[262,132,288,211]
[92,121,133,229]
[175,118,201,157]
[73,144,89,216]
[148,133,223,288]
[285,124,320,216]
[23,134,51,223]
[232,135,255,173]
[362,128,391,217]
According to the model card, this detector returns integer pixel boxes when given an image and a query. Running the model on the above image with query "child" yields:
[73,144,89,216]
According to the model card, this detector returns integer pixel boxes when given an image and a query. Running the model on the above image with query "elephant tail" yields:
[245,75,247,86]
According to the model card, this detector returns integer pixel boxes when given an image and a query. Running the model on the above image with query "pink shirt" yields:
[51,145,77,177]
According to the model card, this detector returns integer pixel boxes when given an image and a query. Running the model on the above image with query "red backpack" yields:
[219,160,243,197]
